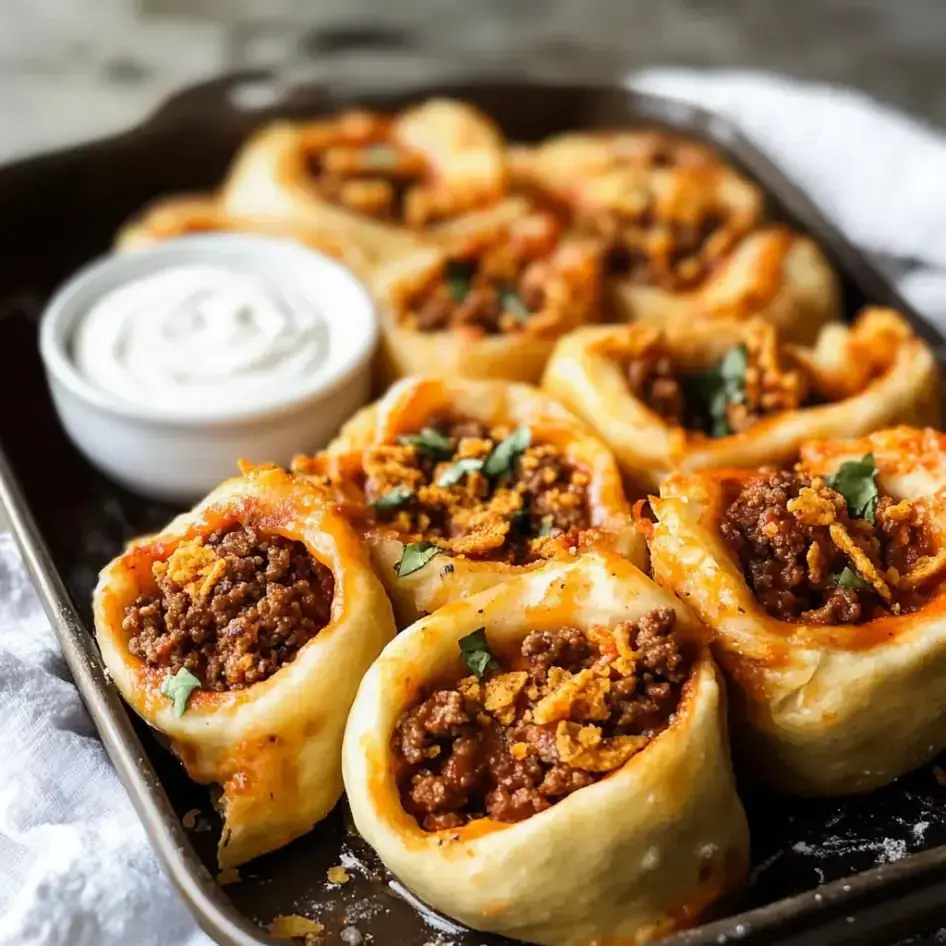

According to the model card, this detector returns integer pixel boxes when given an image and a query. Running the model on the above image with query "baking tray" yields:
[2,72,946,946]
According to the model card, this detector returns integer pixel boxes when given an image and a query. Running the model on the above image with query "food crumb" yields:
[216,868,241,886]
[182,809,200,830]
[266,915,325,940]
[327,865,351,885]
[340,926,363,946]
[934,765,946,787]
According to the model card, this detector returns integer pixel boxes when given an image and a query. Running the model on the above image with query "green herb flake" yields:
[446,260,475,303]
[395,541,443,578]
[686,343,748,439]
[482,426,532,480]
[365,144,398,168]
[398,427,454,458]
[159,667,201,717]
[371,486,414,511]
[826,453,879,523]
[835,566,870,590]
[499,284,531,323]
[437,457,484,488]
[458,627,500,680]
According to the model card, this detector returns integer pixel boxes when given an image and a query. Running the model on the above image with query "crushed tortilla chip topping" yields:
[327,865,351,885]
[555,721,649,772]
[531,667,611,725]
[722,467,946,625]
[393,609,689,831]
[152,538,227,602]
[362,415,592,565]
[216,868,241,886]
[266,915,325,941]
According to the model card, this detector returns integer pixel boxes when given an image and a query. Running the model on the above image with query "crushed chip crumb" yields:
[327,865,351,885]
[182,809,200,830]
[532,667,611,725]
[266,915,324,940]
[216,868,241,886]
[484,671,528,725]
[555,721,648,772]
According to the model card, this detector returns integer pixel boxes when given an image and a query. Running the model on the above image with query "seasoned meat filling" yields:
[363,416,592,564]
[721,469,945,624]
[394,612,689,830]
[123,525,335,690]
[402,214,560,336]
[617,324,815,437]
[303,111,429,224]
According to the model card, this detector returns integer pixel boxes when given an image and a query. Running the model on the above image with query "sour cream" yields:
[73,263,331,415]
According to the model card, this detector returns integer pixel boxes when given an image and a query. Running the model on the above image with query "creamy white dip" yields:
[73,263,330,415]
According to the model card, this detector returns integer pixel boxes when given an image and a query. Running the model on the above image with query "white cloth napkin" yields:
[2,70,946,945]
[0,535,210,946]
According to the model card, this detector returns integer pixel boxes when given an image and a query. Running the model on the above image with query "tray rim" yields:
[3,71,946,946]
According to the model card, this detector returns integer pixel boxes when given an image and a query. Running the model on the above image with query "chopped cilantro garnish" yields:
[686,344,748,438]
[159,667,201,717]
[371,486,414,511]
[395,541,442,578]
[835,566,870,590]
[826,453,879,523]
[459,627,500,679]
[437,457,485,487]
[398,427,454,458]
[482,426,531,480]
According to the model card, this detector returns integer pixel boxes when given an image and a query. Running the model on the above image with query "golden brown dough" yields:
[114,192,371,273]
[293,376,643,626]
[543,308,941,492]
[511,129,839,342]
[219,99,508,270]
[647,427,946,795]
[92,465,395,867]
[343,551,749,946]
[368,196,603,385]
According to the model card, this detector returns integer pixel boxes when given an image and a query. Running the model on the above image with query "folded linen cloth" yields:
[1,70,945,945]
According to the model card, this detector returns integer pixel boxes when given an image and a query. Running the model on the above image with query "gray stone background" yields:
[3,1,946,943]
[3,0,946,163]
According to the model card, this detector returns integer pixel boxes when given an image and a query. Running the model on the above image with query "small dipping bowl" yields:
[39,233,378,503]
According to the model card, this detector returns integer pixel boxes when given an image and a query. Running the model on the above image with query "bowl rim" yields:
[38,232,379,428]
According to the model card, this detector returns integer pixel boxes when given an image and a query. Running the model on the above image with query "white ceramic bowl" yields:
[39,234,378,504]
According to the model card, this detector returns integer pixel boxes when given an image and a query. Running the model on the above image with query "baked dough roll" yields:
[369,197,602,385]
[294,377,643,626]
[542,308,940,492]
[511,130,839,342]
[343,552,749,946]
[92,465,395,868]
[647,427,946,795]
[220,99,507,269]
[115,192,370,273]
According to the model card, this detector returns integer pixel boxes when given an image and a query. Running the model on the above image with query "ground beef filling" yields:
[618,324,816,436]
[123,525,334,690]
[403,214,560,335]
[597,209,739,290]
[303,112,429,224]
[363,416,592,565]
[394,612,689,830]
[721,471,945,624]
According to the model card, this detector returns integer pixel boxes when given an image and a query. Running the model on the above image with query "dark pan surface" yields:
[3,76,946,946]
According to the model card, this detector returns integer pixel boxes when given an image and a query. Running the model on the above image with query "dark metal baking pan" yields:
[2,72,946,946]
